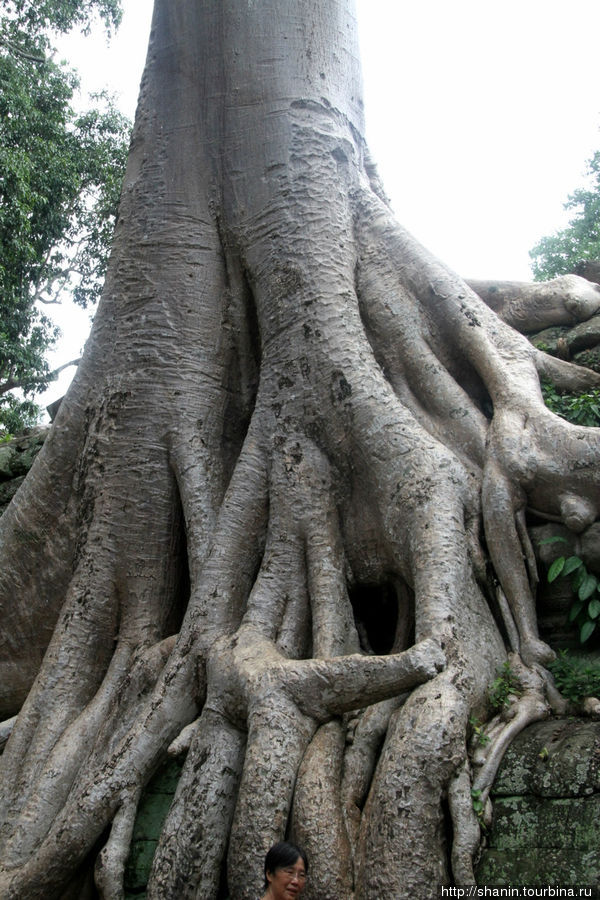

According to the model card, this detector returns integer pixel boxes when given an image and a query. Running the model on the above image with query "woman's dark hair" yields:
[263,841,308,889]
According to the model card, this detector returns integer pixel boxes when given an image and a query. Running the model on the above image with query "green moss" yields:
[492,719,600,797]
[477,847,600,885]
[488,795,600,852]
[124,841,157,893]
[477,719,600,889]
[123,757,184,894]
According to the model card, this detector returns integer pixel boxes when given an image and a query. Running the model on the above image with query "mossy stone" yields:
[124,840,157,892]
[488,795,600,851]
[477,847,600,886]
[491,719,600,797]
[123,756,185,893]
[529,326,571,355]
[573,346,600,373]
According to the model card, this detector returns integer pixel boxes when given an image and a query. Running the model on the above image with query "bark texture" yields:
[468,276,600,333]
[1,2,600,898]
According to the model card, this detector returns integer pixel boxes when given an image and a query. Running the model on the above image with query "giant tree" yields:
[1,2,600,898]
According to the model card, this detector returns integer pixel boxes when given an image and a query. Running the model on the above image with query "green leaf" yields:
[578,573,598,602]
[588,597,600,620]
[538,536,568,546]
[548,557,565,582]
[580,620,597,643]
[569,600,584,622]
[563,556,583,576]
[572,566,587,592]
[471,788,483,812]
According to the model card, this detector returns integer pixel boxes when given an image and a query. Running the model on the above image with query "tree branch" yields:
[0,36,47,64]
[0,358,80,398]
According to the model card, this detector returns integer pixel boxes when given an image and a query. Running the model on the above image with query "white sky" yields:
[43,0,600,406]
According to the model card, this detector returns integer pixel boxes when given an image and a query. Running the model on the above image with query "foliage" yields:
[0,0,129,434]
[0,393,40,434]
[542,536,600,644]
[1,0,121,37]
[548,650,600,702]
[468,715,490,747]
[489,661,521,710]
[530,149,600,280]
[471,787,486,825]
[540,378,600,646]
[541,380,600,427]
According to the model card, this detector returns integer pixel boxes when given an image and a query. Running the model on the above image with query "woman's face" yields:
[266,855,307,899]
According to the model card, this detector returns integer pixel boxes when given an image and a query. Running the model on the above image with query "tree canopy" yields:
[0,0,129,434]
[1,0,121,37]
[530,148,600,280]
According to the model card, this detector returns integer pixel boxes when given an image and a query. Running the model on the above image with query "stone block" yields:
[492,719,600,797]
[0,477,24,514]
[568,314,600,354]
[0,429,47,480]
[131,792,175,842]
[529,326,571,356]
[477,847,600,887]
[145,757,184,795]
[124,840,157,892]
[573,346,600,373]
[488,795,600,851]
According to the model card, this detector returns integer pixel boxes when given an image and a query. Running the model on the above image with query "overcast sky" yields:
[44,0,600,405]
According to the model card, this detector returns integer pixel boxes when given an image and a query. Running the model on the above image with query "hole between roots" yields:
[349,578,414,655]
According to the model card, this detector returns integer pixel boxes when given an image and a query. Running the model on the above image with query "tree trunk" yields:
[2,2,600,898]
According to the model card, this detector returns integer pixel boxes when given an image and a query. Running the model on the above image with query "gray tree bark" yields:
[1,2,600,898]
[468,275,600,332]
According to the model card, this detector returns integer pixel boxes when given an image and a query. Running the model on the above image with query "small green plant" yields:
[541,380,600,427]
[468,715,490,747]
[538,746,549,761]
[548,650,600,702]
[541,536,600,644]
[471,787,483,814]
[471,787,487,830]
[489,661,521,710]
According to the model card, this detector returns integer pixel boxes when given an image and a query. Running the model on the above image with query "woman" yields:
[260,841,308,899]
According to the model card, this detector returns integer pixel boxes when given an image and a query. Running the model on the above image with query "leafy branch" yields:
[541,381,600,428]
[541,536,600,644]
[548,650,600,702]
[0,7,130,432]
